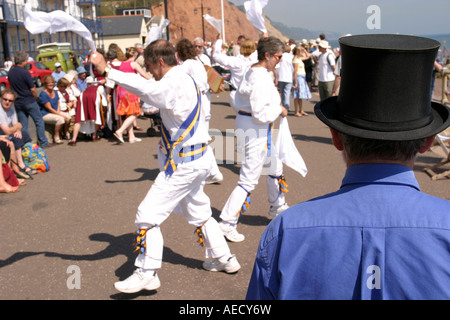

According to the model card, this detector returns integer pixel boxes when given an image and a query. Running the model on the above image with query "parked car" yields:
[0,68,10,92]
[36,42,82,73]
[25,61,53,87]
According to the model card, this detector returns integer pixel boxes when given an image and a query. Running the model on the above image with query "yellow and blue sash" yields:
[161,79,203,176]
[238,110,272,156]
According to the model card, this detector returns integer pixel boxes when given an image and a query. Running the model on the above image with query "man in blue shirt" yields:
[51,62,66,83]
[247,34,450,300]
[8,51,50,148]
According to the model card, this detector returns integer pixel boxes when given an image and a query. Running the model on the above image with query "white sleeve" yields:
[212,39,242,70]
[107,68,173,110]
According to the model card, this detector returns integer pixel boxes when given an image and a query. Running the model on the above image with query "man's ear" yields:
[418,135,436,154]
[330,128,344,151]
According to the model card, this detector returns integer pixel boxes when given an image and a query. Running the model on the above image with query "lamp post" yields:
[221,0,225,43]
[164,0,169,40]
[194,0,211,42]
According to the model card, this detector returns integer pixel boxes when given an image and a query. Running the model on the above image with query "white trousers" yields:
[134,147,230,270]
[220,114,285,225]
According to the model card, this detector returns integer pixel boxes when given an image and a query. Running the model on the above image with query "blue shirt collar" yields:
[341,163,421,191]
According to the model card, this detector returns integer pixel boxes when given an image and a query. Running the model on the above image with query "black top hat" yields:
[314,34,450,140]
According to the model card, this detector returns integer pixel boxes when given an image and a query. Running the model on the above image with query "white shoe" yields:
[114,269,161,293]
[205,172,224,184]
[203,255,241,273]
[129,138,142,144]
[219,222,245,242]
[268,203,289,217]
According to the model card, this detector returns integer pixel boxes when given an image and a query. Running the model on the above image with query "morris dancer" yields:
[212,33,257,110]
[218,37,289,243]
[176,38,223,184]
[90,40,240,294]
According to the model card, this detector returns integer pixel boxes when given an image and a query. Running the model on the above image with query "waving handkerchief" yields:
[244,0,269,33]
[203,14,222,34]
[144,19,170,47]
[23,3,96,52]
[275,117,308,177]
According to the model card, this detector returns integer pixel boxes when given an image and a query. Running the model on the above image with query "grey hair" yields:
[14,51,29,65]
[257,36,284,62]
[339,133,427,163]
[193,37,204,45]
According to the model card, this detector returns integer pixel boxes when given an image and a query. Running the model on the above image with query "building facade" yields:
[0,0,104,65]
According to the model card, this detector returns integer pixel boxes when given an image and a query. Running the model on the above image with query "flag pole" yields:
[221,0,225,43]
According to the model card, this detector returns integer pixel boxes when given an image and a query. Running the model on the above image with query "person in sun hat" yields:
[51,62,66,82]
[317,39,336,100]
[75,66,88,92]
[247,34,450,300]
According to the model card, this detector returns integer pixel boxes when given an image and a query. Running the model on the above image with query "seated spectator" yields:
[68,77,107,146]
[37,76,71,144]
[64,70,81,100]
[0,89,36,177]
[0,138,25,193]
[51,62,66,83]
[56,77,77,140]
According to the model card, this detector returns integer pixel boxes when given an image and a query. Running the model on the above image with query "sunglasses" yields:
[272,54,283,61]
[2,97,14,103]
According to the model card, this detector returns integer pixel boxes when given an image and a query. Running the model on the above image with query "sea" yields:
[328,33,450,58]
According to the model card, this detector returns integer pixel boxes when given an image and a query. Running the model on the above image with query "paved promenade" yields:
[0,88,448,300]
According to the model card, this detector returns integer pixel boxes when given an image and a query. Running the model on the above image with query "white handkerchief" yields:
[203,14,222,34]
[23,3,96,52]
[244,0,269,33]
[144,19,170,47]
[275,117,308,177]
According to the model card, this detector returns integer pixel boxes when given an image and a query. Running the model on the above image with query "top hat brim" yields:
[314,96,450,140]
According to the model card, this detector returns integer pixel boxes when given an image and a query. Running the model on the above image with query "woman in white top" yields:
[218,36,289,243]
[212,34,257,110]
[175,38,223,184]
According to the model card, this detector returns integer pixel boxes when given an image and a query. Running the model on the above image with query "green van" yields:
[36,42,82,73]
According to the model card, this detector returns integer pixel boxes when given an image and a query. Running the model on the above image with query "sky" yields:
[228,0,450,36]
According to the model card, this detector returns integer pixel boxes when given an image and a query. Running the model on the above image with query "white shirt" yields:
[178,58,211,121]
[235,67,282,124]
[178,59,209,93]
[276,52,294,83]
[4,61,13,71]
[319,49,336,82]
[108,66,209,147]
[56,88,76,115]
[0,106,17,135]
[213,39,256,90]
[197,54,211,67]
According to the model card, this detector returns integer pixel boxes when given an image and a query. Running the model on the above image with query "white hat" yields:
[63,73,74,82]
[55,62,62,67]
[318,40,330,49]
[86,76,95,84]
